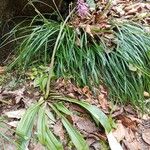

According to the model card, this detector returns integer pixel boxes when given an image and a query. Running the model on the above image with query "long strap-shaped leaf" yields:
[37,104,64,150]
[51,96,111,133]
[55,102,73,116]
[16,98,44,150]
[37,104,47,145]
[50,95,123,150]
[50,104,89,150]
[46,126,64,150]
[61,116,89,150]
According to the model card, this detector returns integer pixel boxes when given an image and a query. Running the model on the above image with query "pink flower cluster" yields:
[77,0,89,18]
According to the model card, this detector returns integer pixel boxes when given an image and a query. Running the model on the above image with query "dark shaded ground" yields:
[0,0,70,65]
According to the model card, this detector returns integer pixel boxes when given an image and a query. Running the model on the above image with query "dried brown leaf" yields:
[7,121,19,128]
[33,143,45,150]
[85,25,94,38]
[123,129,141,150]
[113,121,126,142]
[53,120,65,141]
[124,105,136,115]
[69,104,87,114]
[2,87,25,104]
[72,115,97,134]
[3,144,16,150]
[0,66,5,75]
[141,114,150,120]
[98,94,109,110]
[4,109,25,119]
[127,115,142,124]
[82,86,92,99]
[142,129,150,145]
[112,106,124,117]
[116,115,138,131]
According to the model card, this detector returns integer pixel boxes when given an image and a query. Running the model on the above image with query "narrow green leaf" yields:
[16,98,44,149]
[45,126,64,150]
[37,104,46,145]
[61,116,89,150]
[51,95,123,150]
[37,104,63,150]
[54,102,73,116]
[50,104,89,150]
[51,95,112,133]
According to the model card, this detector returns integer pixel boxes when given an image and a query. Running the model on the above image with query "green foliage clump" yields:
[5,18,150,109]
[15,94,113,150]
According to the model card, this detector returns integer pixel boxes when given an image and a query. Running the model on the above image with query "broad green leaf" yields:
[37,104,63,150]
[50,95,123,150]
[61,115,89,150]
[50,104,89,150]
[86,0,96,11]
[34,75,48,93]
[37,104,46,145]
[51,96,112,133]
[16,98,44,149]
[54,102,73,116]
[45,126,64,150]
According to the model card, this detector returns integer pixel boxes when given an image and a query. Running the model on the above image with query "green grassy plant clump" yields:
[5,18,150,109]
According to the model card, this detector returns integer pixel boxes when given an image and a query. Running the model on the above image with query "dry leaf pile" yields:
[71,0,150,49]
[0,76,150,149]
[97,0,150,25]
[54,78,150,150]
[74,0,150,26]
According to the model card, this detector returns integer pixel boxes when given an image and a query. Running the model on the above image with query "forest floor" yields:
[0,0,150,149]
[0,68,150,149]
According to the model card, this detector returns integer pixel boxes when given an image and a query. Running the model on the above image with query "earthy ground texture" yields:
[0,74,150,149]
[0,0,150,149]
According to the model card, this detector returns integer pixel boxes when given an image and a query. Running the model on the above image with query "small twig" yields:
[99,0,112,18]
[0,99,11,105]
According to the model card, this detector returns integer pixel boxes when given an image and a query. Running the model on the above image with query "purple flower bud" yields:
[77,0,89,18]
